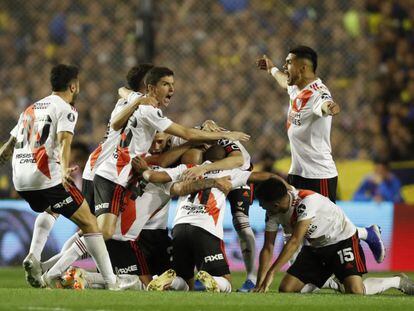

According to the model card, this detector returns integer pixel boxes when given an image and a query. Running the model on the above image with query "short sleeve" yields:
[56,105,78,134]
[127,91,143,104]
[10,114,22,137]
[217,139,241,155]
[287,85,298,97]
[142,106,173,132]
[230,169,251,188]
[162,164,189,182]
[296,199,316,222]
[312,89,333,117]
[265,212,279,232]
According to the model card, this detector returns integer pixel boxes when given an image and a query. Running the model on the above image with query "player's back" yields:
[12,94,78,191]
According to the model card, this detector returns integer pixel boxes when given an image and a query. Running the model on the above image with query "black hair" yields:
[144,67,174,86]
[204,145,226,162]
[289,46,318,72]
[50,64,79,91]
[127,63,154,91]
[255,177,287,202]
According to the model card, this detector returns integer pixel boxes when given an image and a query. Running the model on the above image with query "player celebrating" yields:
[10,64,134,290]
[253,177,414,295]
[257,46,385,263]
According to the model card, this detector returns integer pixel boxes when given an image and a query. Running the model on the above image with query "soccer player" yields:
[257,46,385,263]
[93,66,249,243]
[253,177,414,295]
[10,64,134,290]
[145,145,281,292]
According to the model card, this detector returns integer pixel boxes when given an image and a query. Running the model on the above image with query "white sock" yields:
[84,272,105,289]
[82,233,116,285]
[238,227,256,283]
[30,212,56,260]
[170,276,189,291]
[357,227,368,240]
[46,236,86,279]
[42,232,81,271]
[301,284,319,293]
[322,277,339,291]
[363,277,400,295]
[213,276,232,293]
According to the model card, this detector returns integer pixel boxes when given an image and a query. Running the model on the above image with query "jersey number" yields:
[15,115,52,149]
[337,247,354,264]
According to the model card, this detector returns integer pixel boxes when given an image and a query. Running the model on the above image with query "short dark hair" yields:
[144,67,174,87]
[255,177,287,202]
[127,63,154,91]
[50,64,79,91]
[204,145,227,162]
[289,46,318,72]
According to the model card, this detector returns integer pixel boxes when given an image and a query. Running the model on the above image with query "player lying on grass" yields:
[143,145,284,292]
[253,177,414,295]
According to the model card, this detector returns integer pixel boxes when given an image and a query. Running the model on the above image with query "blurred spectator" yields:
[353,159,404,203]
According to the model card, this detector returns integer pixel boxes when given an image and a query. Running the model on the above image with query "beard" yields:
[70,91,79,106]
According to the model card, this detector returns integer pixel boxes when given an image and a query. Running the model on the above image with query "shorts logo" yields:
[204,253,224,263]
[95,203,109,211]
[53,196,74,209]
[115,265,138,274]
[67,113,75,122]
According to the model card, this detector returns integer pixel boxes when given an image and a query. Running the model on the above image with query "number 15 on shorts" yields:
[337,247,355,264]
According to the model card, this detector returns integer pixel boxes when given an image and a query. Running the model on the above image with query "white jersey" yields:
[95,94,173,187]
[12,95,78,191]
[112,165,182,241]
[173,161,252,239]
[265,188,356,247]
[82,97,138,181]
[287,79,337,178]
[142,201,170,230]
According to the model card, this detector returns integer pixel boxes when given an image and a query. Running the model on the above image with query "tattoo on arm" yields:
[173,178,216,196]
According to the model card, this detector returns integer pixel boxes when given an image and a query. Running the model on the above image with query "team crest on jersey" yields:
[67,113,75,122]
[157,110,164,118]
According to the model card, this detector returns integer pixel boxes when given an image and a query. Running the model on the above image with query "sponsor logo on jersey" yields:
[95,203,109,212]
[53,196,74,209]
[182,204,206,215]
[67,113,75,122]
[115,265,138,274]
[204,253,224,263]
[297,204,306,216]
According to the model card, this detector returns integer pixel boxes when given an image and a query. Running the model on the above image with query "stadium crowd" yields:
[0,0,413,198]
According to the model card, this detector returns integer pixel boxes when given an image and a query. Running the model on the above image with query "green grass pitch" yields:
[0,268,413,311]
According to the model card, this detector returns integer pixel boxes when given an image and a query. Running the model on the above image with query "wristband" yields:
[270,67,280,76]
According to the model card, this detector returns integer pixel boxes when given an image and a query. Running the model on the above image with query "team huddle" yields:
[1,46,413,295]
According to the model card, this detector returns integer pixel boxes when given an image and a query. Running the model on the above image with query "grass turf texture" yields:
[1,268,413,311]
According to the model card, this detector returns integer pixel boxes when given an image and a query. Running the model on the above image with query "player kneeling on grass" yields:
[144,145,282,292]
[253,177,414,295]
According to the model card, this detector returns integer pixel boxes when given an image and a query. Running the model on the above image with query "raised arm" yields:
[111,95,158,131]
[0,135,16,165]
[257,54,288,89]
[145,142,193,168]
[164,122,250,142]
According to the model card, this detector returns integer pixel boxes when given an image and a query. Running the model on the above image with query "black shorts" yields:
[228,185,253,216]
[93,175,126,217]
[288,174,337,203]
[82,178,95,214]
[287,233,367,288]
[172,224,230,280]
[136,229,172,276]
[18,183,84,219]
[105,239,150,276]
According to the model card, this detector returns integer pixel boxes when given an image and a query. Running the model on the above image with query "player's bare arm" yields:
[170,176,232,197]
[256,54,288,89]
[111,95,158,131]
[182,151,244,181]
[256,219,311,293]
[142,170,172,184]
[165,122,250,143]
[0,135,16,165]
[145,142,194,168]
[321,101,340,116]
[256,230,277,290]
[57,131,77,190]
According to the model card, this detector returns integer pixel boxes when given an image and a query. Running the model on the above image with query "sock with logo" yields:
[46,236,87,279]
[170,276,189,291]
[42,232,81,271]
[363,277,400,295]
[30,212,57,260]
